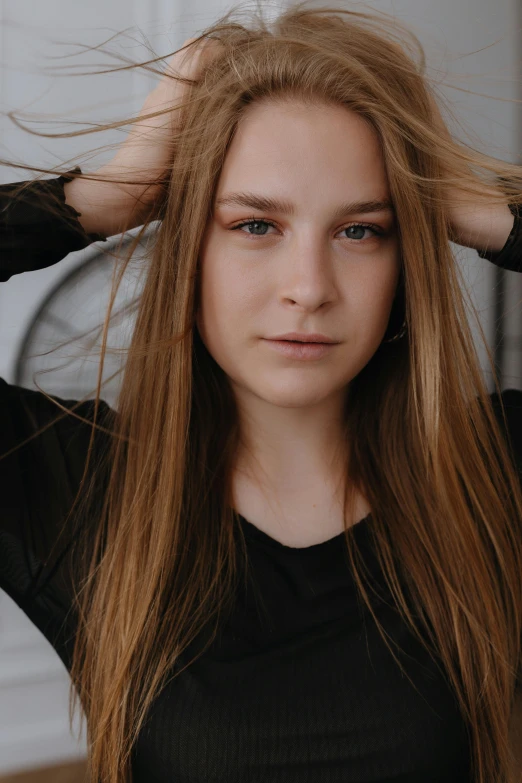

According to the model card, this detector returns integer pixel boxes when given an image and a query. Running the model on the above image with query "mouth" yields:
[265,335,338,344]
[262,338,337,359]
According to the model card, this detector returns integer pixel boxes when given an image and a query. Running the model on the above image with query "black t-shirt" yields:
[1,174,521,782]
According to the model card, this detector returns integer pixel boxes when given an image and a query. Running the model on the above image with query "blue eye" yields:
[345,225,370,240]
[230,218,383,241]
[233,219,273,236]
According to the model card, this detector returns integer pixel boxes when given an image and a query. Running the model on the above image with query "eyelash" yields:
[230,217,385,242]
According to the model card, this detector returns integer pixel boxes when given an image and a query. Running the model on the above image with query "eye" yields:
[230,218,384,241]
[343,224,378,241]
[231,219,277,237]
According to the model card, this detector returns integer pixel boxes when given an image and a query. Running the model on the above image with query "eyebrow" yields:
[214,192,395,220]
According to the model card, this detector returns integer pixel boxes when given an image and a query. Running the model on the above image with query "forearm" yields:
[63,165,156,239]
[450,199,515,256]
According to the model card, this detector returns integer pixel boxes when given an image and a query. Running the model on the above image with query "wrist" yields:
[63,165,159,238]
[451,201,515,255]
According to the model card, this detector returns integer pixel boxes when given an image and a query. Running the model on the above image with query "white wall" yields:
[0,0,520,776]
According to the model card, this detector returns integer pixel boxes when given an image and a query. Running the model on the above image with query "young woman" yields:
[1,4,522,782]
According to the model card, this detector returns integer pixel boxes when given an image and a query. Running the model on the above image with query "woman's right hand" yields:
[64,35,222,238]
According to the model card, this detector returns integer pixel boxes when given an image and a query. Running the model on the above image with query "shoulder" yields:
[488,388,522,471]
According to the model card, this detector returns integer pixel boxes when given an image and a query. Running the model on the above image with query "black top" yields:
[1,172,522,782]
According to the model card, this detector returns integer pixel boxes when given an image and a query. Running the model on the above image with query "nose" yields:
[279,239,337,310]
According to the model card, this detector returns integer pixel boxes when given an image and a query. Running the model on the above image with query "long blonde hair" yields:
[2,2,522,781]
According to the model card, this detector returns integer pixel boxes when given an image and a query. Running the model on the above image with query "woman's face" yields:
[197,98,400,414]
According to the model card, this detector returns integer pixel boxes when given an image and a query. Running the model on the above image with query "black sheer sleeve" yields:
[0,166,107,282]
[477,203,522,273]
[0,168,114,667]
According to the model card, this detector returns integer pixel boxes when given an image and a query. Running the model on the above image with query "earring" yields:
[383,268,407,343]
[382,318,407,343]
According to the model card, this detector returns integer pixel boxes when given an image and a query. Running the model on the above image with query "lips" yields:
[263,339,336,360]
[266,333,337,344]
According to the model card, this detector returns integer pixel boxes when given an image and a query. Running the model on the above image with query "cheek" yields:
[341,269,401,378]
[196,256,257,358]
[199,250,264,322]
[350,262,400,330]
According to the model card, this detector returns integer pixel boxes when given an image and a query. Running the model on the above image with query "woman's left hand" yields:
[427,90,515,256]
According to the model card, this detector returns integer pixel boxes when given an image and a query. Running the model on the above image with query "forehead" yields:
[216,98,389,203]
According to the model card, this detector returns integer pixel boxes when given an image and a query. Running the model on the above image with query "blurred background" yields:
[0,0,520,779]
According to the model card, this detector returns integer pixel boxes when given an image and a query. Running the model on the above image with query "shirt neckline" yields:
[237,511,372,553]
